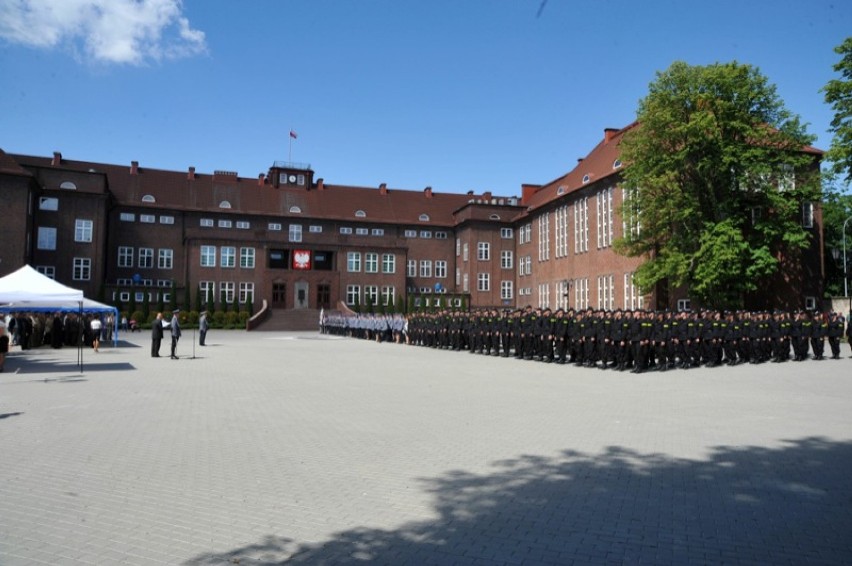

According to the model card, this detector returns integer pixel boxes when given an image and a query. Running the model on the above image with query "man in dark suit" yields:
[169,309,182,359]
[151,312,164,357]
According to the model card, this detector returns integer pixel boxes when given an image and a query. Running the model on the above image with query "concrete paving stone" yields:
[3,331,852,564]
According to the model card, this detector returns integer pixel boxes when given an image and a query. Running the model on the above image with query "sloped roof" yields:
[0,149,33,178]
[7,154,506,226]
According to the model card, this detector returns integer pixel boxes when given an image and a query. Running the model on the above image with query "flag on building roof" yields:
[289,130,298,139]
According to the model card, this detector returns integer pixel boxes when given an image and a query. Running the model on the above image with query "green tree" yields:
[616,61,820,309]
[142,291,150,320]
[823,37,852,185]
[194,284,202,313]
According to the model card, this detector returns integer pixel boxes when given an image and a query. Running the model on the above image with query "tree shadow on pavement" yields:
[184,437,852,565]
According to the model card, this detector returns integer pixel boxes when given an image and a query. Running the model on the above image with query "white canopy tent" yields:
[0,266,120,370]
[0,265,84,302]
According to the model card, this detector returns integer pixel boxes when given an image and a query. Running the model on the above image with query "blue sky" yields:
[1,0,850,196]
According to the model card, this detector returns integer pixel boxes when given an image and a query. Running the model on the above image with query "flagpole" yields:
[289,126,292,162]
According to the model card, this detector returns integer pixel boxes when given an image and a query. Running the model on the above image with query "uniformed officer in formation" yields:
[323,307,850,369]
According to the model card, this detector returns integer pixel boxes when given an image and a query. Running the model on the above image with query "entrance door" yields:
[272,282,287,308]
[316,284,331,309]
[294,281,309,309]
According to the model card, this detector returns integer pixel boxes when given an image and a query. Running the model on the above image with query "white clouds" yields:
[0,0,207,65]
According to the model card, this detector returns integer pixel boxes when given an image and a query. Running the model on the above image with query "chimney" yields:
[317,178,325,191]
[130,160,139,175]
[466,190,474,196]
[379,183,387,195]
[51,151,62,166]
[483,191,492,202]
[258,173,265,187]
[577,158,584,163]
[604,128,619,143]
[424,186,433,198]
[188,166,196,180]
[521,184,541,206]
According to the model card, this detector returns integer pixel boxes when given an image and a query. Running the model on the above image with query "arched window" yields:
[289,206,302,214]
[419,213,430,222]
[219,200,232,209]
[355,210,366,218]
[59,181,77,190]
[557,186,566,195]
[489,214,501,220]
[582,174,590,184]
[613,159,623,169]
[142,194,156,203]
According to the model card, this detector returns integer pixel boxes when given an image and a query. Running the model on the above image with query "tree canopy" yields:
[823,37,852,186]
[615,61,821,309]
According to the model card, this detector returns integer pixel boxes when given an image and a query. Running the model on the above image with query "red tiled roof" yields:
[6,153,515,226]
[0,149,33,178]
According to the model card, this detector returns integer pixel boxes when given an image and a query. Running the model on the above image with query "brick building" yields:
[0,124,824,315]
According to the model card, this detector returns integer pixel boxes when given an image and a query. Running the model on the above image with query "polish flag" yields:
[289,130,298,139]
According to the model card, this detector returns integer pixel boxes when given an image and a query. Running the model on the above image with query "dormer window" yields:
[489,214,501,220]
[613,159,623,169]
[59,181,77,190]
[419,214,430,222]
[219,201,232,209]
[142,194,156,203]
[557,186,566,195]
[582,175,590,184]
[355,210,366,218]
[289,206,302,214]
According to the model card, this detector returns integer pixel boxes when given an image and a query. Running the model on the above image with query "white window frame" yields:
[239,282,255,304]
[158,248,173,270]
[72,257,91,281]
[347,252,362,272]
[477,272,490,292]
[365,252,379,273]
[200,245,216,267]
[435,260,447,279]
[477,241,490,261]
[118,246,134,268]
[381,253,395,274]
[289,224,303,242]
[419,260,432,278]
[501,280,513,300]
[138,248,154,269]
[220,246,236,268]
[74,219,93,243]
[240,247,255,269]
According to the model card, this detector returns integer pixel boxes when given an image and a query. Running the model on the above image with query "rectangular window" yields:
[622,187,642,238]
[240,247,255,269]
[404,229,417,238]
[455,268,460,286]
[200,218,214,227]
[382,253,395,274]
[623,272,644,310]
[236,220,250,229]
[289,224,303,242]
[200,281,215,302]
[435,231,448,239]
[74,219,93,243]
[537,213,550,261]
[346,285,360,306]
[309,225,322,233]
[407,259,417,277]
[221,246,236,268]
[268,222,282,231]
[501,280,513,300]
[463,273,469,292]
[158,248,173,270]
[371,228,385,236]
[420,231,432,239]
[239,282,255,304]
[500,250,513,269]
[477,242,490,261]
[119,291,130,302]
[72,257,91,281]
[435,260,447,278]
[220,281,235,303]
[381,286,394,306]
[456,238,461,257]
[347,251,361,272]
[462,243,469,262]
[200,245,216,267]
[500,227,513,239]
[140,214,156,224]
[138,248,154,269]
[420,260,432,278]
[118,246,134,268]
[555,205,569,258]
[340,227,353,234]
[538,283,550,309]
[157,280,173,288]
[159,215,175,225]
[39,197,59,211]
[365,252,379,273]
[36,265,55,279]
[365,285,379,306]
[802,202,814,228]
[477,272,490,292]
[356,227,369,236]
[120,212,135,222]
[596,187,613,248]
[218,219,232,228]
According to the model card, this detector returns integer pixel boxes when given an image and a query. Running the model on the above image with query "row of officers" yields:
[341,307,850,372]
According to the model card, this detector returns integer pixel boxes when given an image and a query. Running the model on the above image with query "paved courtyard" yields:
[1,330,851,565]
